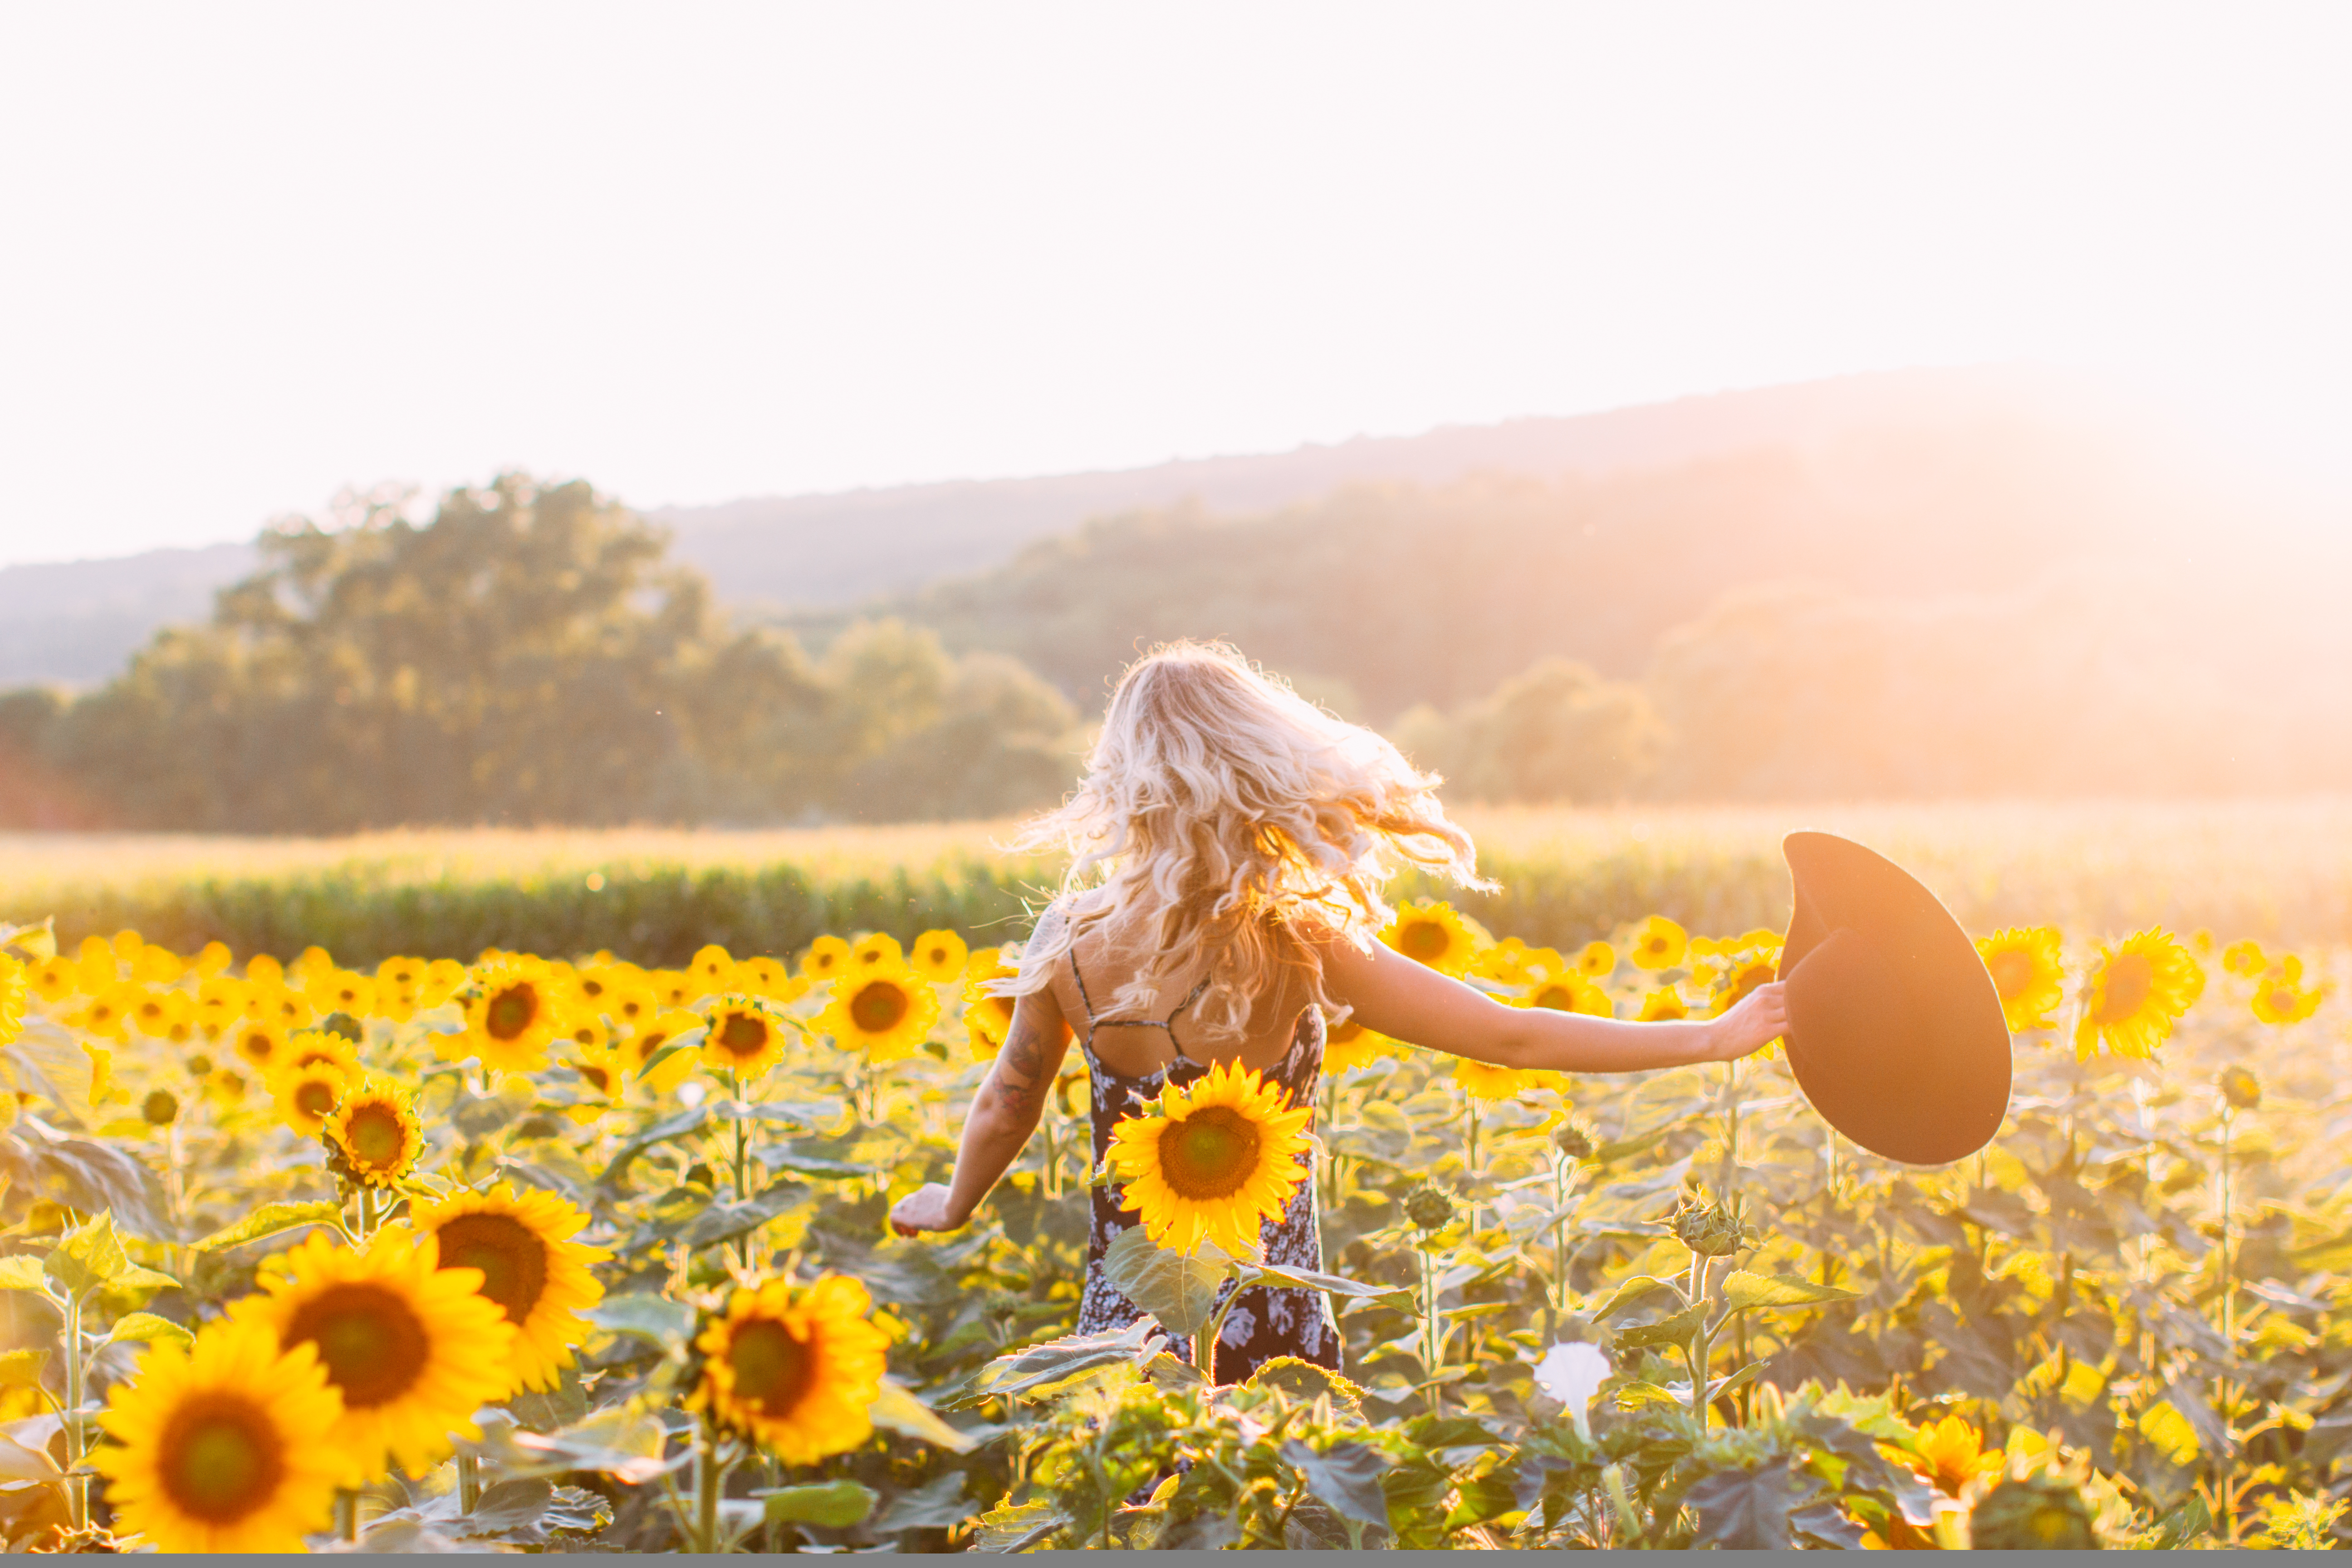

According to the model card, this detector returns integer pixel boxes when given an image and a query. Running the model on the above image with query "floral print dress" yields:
[1068,953,1342,1381]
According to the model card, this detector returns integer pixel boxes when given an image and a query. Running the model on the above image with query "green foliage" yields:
[1393,658,1663,805]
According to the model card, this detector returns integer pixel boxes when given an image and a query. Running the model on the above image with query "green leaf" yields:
[1612,1380,1684,1410]
[596,1105,709,1186]
[971,1499,1068,1552]
[0,1255,49,1291]
[452,1078,539,1138]
[44,1212,127,1295]
[636,1032,706,1081]
[1281,1438,1391,1529]
[194,1201,344,1253]
[1705,1361,1766,1406]
[712,1099,843,1128]
[1719,1270,1861,1313]
[1611,1304,1704,1351]
[751,1146,868,1180]
[1590,1274,1682,1321]
[1682,1463,1814,1549]
[102,1264,181,1305]
[1247,1356,1366,1416]
[105,1312,193,1349]
[0,1349,48,1389]
[867,1377,975,1453]
[680,1183,804,1249]
[1098,1225,1226,1338]
[1240,1262,1416,1314]
[581,1294,696,1347]
[942,1318,1161,1409]
[762,1480,877,1529]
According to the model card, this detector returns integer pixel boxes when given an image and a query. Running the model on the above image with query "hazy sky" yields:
[3,2,2348,566]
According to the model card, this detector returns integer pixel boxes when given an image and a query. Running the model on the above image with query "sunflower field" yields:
[0,892,2342,1553]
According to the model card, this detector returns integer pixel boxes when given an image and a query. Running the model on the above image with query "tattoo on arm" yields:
[989,1011,1060,1116]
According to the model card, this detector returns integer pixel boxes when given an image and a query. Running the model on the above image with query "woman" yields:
[888,641,1784,1383]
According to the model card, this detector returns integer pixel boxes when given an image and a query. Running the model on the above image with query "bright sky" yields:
[2,2,2348,566]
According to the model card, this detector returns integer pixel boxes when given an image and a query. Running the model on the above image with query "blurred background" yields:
[3,3,2350,841]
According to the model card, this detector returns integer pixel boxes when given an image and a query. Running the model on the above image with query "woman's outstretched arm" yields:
[888,987,1075,1235]
[1319,931,1788,1072]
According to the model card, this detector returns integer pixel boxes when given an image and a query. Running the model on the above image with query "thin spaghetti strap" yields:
[1068,951,1101,1024]
[1163,974,1213,1026]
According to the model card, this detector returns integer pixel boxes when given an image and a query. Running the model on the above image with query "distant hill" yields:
[0,365,2135,686]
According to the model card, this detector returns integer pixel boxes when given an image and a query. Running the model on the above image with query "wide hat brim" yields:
[1774,831,2010,1165]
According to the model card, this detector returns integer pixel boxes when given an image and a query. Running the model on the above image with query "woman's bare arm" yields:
[1319,933,1788,1072]
[888,987,1075,1235]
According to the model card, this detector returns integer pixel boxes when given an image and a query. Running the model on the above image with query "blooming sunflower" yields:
[244,981,314,1032]
[232,1229,516,1483]
[1707,940,1784,1017]
[689,1274,888,1462]
[1518,972,1613,1017]
[648,969,698,1009]
[1574,941,1617,979]
[1322,1015,1396,1073]
[690,944,739,997]
[463,957,565,1073]
[801,935,851,982]
[629,1011,706,1093]
[92,1318,346,1553]
[303,968,376,1020]
[849,932,905,971]
[281,1029,361,1077]
[701,995,792,1080]
[960,948,1019,1059]
[402,1184,610,1394]
[192,940,234,977]
[324,1074,425,1191]
[1471,938,1535,985]
[1637,987,1689,1022]
[568,1035,630,1114]
[418,958,467,1008]
[1627,916,1688,971]
[1976,926,2065,1033]
[1379,900,1487,978]
[2221,939,2267,978]
[1901,1415,2002,1499]
[0,956,22,1049]
[909,929,969,983]
[271,1061,349,1140]
[194,976,246,1038]
[75,983,136,1042]
[1105,1058,1314,1258]
[734,956,807,1002]
[1453,1058,1532,1101]
[29,954,76,1004]
[815,960,941,1064]
[2251,956,2323,1026]
[2074,927,2203,1062]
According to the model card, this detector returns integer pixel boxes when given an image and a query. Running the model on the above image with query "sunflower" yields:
[606,980,660,1031]
[1708,941,1784,1017]
[815,961,941,1064]
[303,968,376,1020]
[629,1011,706,1093]
[688,1274,889,1463]
[649,969,698,1009]
[1975,927,2065,1034]
[127,986,183,1039]
[1379,900,1488,978]
[1627,916,1688,971]
[690,944,739,998]
[1901,1415,2002,1499]
[0,956,22,1049]
[2221,939,2267,978]
[463,957,566,1073]
[402,1184,610,1394]
[28,954,76,1004]
[1471,937,1535,985]
[1637,987,1689,1022]
[232,1229,516,1483]
[192,940,234,977]
[1105,1058,1314,1259]
[734,956,807,1002]
[2251,956,2323,1026]
[2073,927,2204,1062]
[281,1029,361,1077]
[324,1074,425,1191]
[74,983,136,1042]
[910,929,969,983]
[1453,1058,1532,1101]
[91,1317,346,1553]
[701,995,792,1080]
[272,1061,350,1140]
[418,959,467,1009]
[242,952,284,986]
[1322,1014,1397,1073]
[1518,972,1613,1017]
[960,947,1020,1058]
[850,932,905,971]
[193,976,247,1037]
[801,935,851,982]
[568,1035,631,1112]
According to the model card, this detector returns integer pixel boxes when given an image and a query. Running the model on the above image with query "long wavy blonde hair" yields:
[1006,640,1490,1039]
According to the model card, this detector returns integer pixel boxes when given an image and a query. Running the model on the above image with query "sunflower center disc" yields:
[850,982,908,1033]
[2097,953,2154,1022]
[486,985,539,1041]
[240,1031,275,1065]
[1158,1106,1263,1201]
[285,1283,431,1407]
[718,1012,769,1058]
[294,1081,337,1120]
[346,1106,406,1167]
[579,1064,611,1094]
[1399,922,1449,961]
[1988,950,2036,1000]
[726,1318,814,1415]
[436,1212,550,1323]
[157,1395,284,1524]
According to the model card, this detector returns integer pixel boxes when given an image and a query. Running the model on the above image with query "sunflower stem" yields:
[1419,1242,1443,1416]
[337,1487,360,1543]
[692,1420,726,1554]
[731,1071,753,1270]
[62,1289,87,1531]
[457,1452,481,1514]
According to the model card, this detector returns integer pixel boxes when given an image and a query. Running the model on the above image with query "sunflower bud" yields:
[1405,1185,1456,1233]
[141,1089,179,1127]
[2218,1065,2261,1112]
[1968,1473,2098,1551]
[1671,1198,1742,1258]
[1552,1119,1597,1161]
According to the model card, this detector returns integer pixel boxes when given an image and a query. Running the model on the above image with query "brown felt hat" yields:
[1774,831,2010,1165]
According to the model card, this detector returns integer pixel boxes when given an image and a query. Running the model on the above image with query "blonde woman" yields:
[889,641,1784,1382]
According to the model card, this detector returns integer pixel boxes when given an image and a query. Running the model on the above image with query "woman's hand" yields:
[888,1183,967,1238]
[1700,982,1789,1063]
